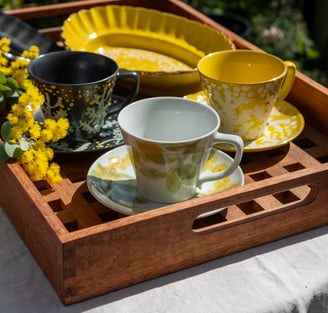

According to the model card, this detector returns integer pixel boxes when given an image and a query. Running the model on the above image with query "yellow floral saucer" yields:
[185,91,305,152]
[87,145,244,215]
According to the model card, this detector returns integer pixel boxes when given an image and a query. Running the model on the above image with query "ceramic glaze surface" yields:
[28,51,139,141]
[62,5,235,96]
[35,77,116,140]
[127,142,210,203]
[47,96,124,153]
[118,97,243,203]
[87,145,244,215]
[200,76,283,140]
[121,99,219,142]
[98,46,193,72]
[185,91,304,152]
[198,50,296,141]
[199,50,286,83]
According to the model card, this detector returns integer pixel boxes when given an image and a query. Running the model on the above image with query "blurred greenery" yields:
[1,0,327,87]
[188,0,328,87]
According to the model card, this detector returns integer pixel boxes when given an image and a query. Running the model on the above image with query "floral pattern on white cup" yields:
[126,139,209,202]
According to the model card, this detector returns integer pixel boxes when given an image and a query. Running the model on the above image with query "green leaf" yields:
[0,142,10,163]
[0,85,12,92]
[13,146,24,159]
[0,72,6,85]
[1,121,13,141]
[4,142,19,158]
[6,77,19,89]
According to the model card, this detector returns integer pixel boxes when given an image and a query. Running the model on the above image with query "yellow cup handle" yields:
[276,61,296,102]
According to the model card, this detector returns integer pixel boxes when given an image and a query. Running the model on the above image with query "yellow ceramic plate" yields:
[62,5,235,96]
[185,91,305,152]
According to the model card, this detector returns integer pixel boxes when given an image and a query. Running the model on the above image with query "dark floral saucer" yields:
[49,95,125,153]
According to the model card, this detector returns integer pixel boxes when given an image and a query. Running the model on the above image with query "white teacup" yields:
[118,97,244,203]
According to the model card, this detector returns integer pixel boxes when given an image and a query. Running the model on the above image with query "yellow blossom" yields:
[45,147,54,160]
[0,57,8,66]
[22,45,39,60]
[39,129,53,142]
[0,38,69,184]
[10,126,24,141]
[19,145,62,184]
[46,163,62,184]
[10,103,24,116]
[52,118,70,142]
[0,38,10,53]
[44,118,57,131]
[29,123,41,140]
[6,113,19,125]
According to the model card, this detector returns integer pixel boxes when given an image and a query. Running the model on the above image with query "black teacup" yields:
[28,51,139,141]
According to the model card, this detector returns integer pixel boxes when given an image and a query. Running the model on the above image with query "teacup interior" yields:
[198,50,286,83]
[28,51,118,84]
[119,98,219,142]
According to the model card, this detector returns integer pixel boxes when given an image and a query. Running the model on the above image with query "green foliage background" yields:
[1,0,327,87]
[189,0,327,86]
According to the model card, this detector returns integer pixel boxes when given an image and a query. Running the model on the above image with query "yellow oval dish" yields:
[62,5,235,96]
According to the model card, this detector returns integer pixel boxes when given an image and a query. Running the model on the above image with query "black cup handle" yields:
[106,70,140,115]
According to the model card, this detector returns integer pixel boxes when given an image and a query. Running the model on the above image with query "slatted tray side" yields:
[57,151,328,304]
[40,153,125,231]
[23,123,325,236]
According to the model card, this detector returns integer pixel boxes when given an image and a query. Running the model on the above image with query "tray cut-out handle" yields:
[186,165,328,235]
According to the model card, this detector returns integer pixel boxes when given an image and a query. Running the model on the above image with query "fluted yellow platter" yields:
[62,5,235,96]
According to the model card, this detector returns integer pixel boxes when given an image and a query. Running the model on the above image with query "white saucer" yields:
[87,145,244,216]
[185,91,305,152]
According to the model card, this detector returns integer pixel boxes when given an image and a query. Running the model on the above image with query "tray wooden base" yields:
[1,123,327,304]
[1,0,328,305]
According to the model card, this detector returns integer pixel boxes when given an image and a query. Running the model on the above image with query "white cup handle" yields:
[198,132,244,185]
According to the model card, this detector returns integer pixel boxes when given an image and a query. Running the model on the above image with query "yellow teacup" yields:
[197,50,296,141]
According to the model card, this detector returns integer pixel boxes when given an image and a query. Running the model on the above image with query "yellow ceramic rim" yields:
[198,50,288,85]
[62,5,235,77]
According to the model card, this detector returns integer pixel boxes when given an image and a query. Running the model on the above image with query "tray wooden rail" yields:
[1,0,328,305]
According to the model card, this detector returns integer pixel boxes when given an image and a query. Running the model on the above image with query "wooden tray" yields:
[1,0,328,305]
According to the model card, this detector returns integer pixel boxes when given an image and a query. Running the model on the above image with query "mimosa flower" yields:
[0,38,69,184]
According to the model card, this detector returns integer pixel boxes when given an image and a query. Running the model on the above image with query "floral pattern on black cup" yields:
[35,78,116,140]
[28,51,139,142]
